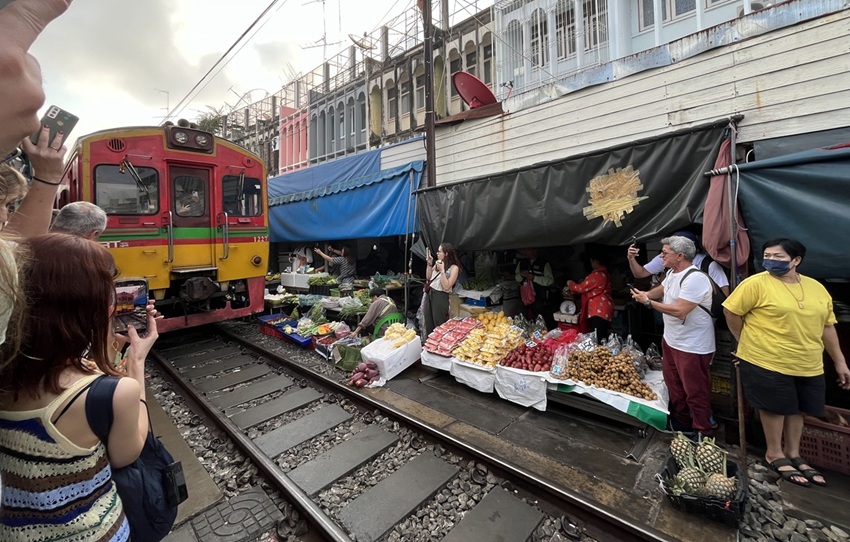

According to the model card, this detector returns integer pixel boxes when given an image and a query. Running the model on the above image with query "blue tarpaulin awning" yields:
[268,159,423,243]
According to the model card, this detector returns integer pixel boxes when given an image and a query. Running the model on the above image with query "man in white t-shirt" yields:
[631,235,716,437]
[627,230,730,295]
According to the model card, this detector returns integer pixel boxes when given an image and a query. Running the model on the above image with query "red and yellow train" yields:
[60,121,270,332]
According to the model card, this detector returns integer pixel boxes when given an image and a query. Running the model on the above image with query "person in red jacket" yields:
[567,250,615,343]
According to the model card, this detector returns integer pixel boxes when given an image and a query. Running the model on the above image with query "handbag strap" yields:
[85,375,119,443]
[85,376,156,445]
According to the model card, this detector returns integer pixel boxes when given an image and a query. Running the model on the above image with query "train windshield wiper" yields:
[118,158,149,195]
[236,171,245,202]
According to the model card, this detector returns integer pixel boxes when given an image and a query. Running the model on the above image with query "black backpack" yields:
[682,258,727,323]
[86,376,183,542]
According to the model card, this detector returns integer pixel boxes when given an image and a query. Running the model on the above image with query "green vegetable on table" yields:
[308,275,338,286]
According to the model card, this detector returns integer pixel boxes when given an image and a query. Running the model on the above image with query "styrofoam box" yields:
[360,338,422,382]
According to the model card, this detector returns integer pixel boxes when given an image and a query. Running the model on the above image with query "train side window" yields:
[222,175,262,216]
[94,165,159,215]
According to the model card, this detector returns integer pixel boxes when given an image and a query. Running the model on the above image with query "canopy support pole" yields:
[727,119,749,481]
[403,170,414,320]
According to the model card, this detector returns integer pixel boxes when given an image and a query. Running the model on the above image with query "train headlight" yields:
[173,131,189,144]
[195,134,209,146]
[251,255,263,267]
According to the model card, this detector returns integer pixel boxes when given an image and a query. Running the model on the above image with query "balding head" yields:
[50,202,107,240]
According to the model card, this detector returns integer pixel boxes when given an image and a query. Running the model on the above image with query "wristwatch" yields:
[644,299,653,309]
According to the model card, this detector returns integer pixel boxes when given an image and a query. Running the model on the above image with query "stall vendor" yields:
[567,250,615,343]
[515,248,554,321]
[315,243,339,274]
[351,288,397,337]
[314,245,357,285]
[291,244,314,270]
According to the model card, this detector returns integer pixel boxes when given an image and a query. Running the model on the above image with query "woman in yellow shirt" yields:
[723,238,850,487]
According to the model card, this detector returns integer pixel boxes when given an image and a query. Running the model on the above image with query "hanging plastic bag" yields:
[520,278,536,306]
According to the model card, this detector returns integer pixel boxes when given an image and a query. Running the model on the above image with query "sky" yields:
[27,0,429,141]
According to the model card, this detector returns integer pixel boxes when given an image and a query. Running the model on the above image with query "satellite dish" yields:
[452,72,498,109]
[348,33,374,50]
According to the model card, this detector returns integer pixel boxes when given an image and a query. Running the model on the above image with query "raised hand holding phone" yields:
[30,105,78,145]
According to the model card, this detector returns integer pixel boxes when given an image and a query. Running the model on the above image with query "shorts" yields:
[739,359,825,416]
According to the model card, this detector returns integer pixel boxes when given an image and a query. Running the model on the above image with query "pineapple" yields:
[675,462,706,495]
[670,432,695,469]
[705,472,737,500]
[694,436,727,476]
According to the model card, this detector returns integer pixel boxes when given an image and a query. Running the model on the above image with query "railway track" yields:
[152,327,676,542]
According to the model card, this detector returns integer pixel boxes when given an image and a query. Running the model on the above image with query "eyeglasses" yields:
[659,250,680,257]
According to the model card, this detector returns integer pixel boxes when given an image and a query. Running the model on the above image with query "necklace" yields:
[777,274,805,309]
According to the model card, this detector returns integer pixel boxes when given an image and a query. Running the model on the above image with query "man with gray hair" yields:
[630,235,715,437]
[50,202,107,240]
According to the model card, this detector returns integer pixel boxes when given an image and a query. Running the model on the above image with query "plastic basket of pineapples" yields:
[658,433,747,528]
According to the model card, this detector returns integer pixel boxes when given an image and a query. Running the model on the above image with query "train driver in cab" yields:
[176,185,204,217]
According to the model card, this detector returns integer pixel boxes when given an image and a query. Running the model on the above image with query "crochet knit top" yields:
[0,374,129,541]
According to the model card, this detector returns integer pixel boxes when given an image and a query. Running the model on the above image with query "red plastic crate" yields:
[799,406,850,475]
[259,321,286,340]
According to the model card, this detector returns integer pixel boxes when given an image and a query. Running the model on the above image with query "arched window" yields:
[505,20,523,82]
[309,114,318,159]
[386,80,397,121]
[347,97,356,140]
[337,102,345,150]
[327,107,335,153]
[556,0,577,59]
[358,92,366,141]
[317,112,326,157]
[530,8,548,68]
[448,50,461,97]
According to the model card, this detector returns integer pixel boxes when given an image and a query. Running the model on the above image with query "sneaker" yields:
[709,415,719,430]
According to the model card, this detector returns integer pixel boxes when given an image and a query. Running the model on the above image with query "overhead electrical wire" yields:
[162,0,289,124]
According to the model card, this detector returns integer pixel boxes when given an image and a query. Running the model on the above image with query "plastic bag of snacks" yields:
[603,334,623,355]
[573,332,598,353]
[549,343,572,380]
[623,335,649,378]
[646,342,663,371]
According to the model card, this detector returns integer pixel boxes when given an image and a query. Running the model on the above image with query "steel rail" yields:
[216,325,676,542]
[149,348,355,542]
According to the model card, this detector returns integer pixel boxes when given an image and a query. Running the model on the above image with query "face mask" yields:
[763,259,792,276]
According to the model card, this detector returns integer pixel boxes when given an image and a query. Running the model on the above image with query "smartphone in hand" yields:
[112,278,149,335]
[627,283,637,291]
[31,105,78,145]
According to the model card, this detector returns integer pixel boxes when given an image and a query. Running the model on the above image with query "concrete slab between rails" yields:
[442,487,544,542]
[445,421,736,542]
[781,465,850,533]
[147,393,223,526]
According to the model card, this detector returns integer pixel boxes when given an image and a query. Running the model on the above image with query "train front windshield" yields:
[94,164,159,215]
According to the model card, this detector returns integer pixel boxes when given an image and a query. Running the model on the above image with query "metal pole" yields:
[727,119,748,479]
[422,0,437,187]
[364,53,371,150]
[404,170,414,319]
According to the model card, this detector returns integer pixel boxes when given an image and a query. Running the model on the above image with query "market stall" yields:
[258,280,670,430]
[420,312,670,428]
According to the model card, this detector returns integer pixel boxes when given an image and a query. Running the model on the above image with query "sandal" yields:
[764,458,810,487]
[789,457,827,487]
